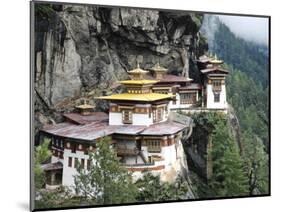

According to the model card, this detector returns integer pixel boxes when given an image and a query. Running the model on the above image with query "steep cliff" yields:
[34,3,207,133]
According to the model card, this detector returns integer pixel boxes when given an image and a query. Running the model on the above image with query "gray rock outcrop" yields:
[34,4,208,133]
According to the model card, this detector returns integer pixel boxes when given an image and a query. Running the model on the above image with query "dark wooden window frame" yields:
[180,92,197,104]
[122,109,133,124]
[214,92,220,102]
[68,157,72,167]
[147,140,161,153]
[74,158,79,169]
[212,79,222,91]
[81,158,85,169]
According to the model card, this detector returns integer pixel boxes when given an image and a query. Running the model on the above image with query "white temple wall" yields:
[123,156,137,165]
[133,113,153,126]
[161,144,177,166]
[206,84,227,109]
[109,112,153,126]
[62,149,89,188]
[109,112,123,125]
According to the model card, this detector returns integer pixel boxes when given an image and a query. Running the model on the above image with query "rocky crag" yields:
[34,3,207,135]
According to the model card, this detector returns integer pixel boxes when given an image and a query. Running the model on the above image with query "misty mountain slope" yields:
[201,15,269,87]
[200,14,269,195]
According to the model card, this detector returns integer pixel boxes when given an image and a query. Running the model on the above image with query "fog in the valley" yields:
[218,15,269,45]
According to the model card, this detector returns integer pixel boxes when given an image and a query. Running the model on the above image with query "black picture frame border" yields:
[30,0,271,211]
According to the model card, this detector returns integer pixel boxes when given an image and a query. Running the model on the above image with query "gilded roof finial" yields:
[210,54,223,65]
[156,61,160,68]
[151,62,167,72]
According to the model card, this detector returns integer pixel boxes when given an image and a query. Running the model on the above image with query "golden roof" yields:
[75,98,95,109]
[119,79,158,85]
[150,62,168,72]
[210,54,223,64]
[96,93,174,102]
[128,63,149,74]
[75,104,95,109]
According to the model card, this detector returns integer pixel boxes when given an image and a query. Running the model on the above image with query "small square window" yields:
[122,110,132,124]
[214,92,220,102]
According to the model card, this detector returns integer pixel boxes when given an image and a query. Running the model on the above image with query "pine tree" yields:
[209,118,249,197]
[135,173,189,202]
[34,138,52,190]
[242,131,269,195]
[74,136,138,205]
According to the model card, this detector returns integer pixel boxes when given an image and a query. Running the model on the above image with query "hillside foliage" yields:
[200,16,269,196]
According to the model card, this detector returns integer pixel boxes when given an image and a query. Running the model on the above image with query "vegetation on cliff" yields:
[188,113,248,198]
[74,136,138,205]
[189,94,268,197]
[35,137,191,209]
[199,15,269,196]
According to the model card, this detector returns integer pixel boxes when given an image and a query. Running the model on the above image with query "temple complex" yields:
[39,54,229,189]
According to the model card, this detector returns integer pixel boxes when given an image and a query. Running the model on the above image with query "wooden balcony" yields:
[117,146,139,156]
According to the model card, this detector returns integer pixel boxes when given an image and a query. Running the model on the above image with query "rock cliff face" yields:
[34,4,207,132]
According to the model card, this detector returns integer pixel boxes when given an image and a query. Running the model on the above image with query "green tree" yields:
[74,136,138,205]
[34,138,52,190]
[135,172,189,202]
[35,186,74,209]
[242,131,269,195]
[209,117,249,197]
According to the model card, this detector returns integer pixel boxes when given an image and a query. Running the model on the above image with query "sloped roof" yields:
[41,118,189,141]
[63,112,108,125]
[41,162,63,171]
[140,121,186,135]
[113,125,146,135]
[41,120,117,141]
[119,79,158,85]
[179,83,202,90]
[96,93,174,102]
[201,67,229,74]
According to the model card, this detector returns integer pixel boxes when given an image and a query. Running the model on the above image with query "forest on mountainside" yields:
[188,112,268,198]
[198,15,269,196]
[33,4,270,208]
[201,15,269,86]
[209,19,269,152]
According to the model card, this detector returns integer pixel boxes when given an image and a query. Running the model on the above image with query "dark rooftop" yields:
[63,112,108,125]
[179,83,202,90]
[201,67,229,74]
[42,120,117,141]
[42,162,63,171]
[42,118,189,141]
[140,121,186,136]
[113,125,146,135]
[158,74,193,83]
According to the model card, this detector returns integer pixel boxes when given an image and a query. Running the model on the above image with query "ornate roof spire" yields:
[210,54,223,65]
[127,63,149,80]
[75,98,95,115]
[151,62,168,72]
